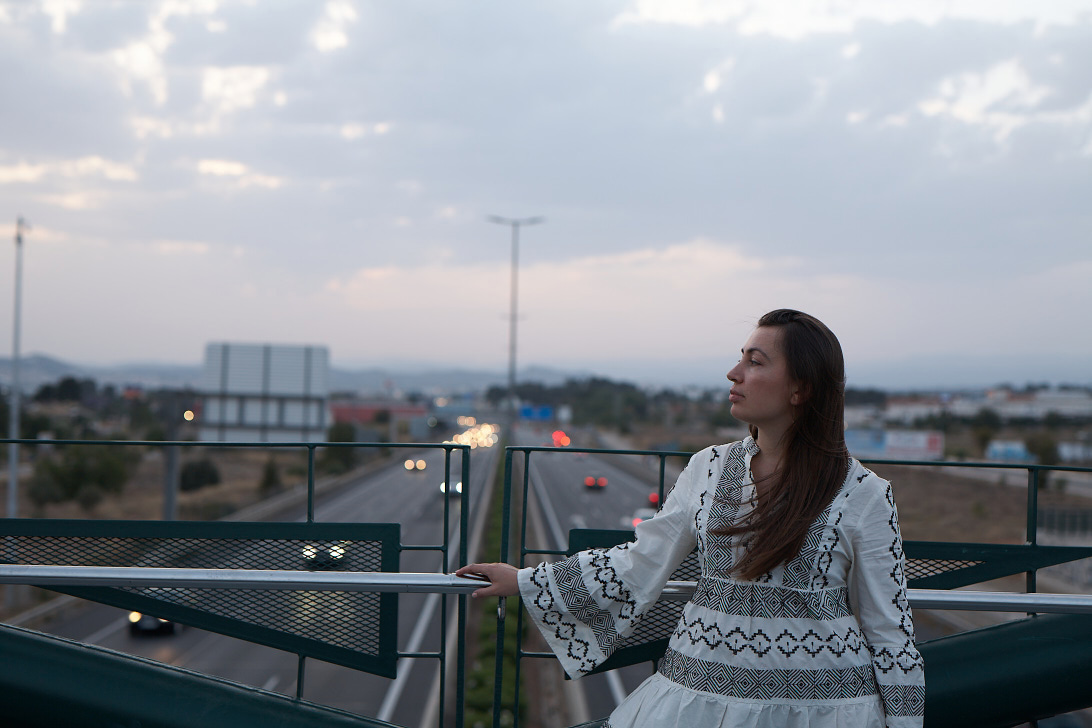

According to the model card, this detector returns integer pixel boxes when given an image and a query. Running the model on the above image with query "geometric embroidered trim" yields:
[691,579,852,621]
[879,683,926,717]
[657,647,879,701]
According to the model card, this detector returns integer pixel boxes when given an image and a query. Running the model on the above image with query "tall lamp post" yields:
[487,215,543,431]
[8,217,28,521]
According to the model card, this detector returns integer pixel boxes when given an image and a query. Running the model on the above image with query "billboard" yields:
[199,343,329,443]
[845,429,944,461]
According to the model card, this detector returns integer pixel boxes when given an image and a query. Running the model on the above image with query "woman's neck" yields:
[753,429,788,482]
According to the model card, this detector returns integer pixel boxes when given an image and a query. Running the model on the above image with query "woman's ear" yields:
[790,382,809,406]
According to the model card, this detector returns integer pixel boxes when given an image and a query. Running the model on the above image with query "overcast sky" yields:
[1,0,1090,390]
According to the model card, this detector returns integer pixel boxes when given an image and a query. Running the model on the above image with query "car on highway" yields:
[404,458,427,472]
[128,611,178,636]
[439,480,463,497]
[583,475,607,489]
[627,508,656,529]
[302,540,350,570]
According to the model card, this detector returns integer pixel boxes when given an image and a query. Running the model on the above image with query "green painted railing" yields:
[0,437,473,728]
[2,437,1092,728]
[498,445,1092,728]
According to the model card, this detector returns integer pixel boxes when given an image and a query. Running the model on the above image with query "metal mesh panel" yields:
[614,550,700,650]
[906,558,984,582]
[0,520,399,677]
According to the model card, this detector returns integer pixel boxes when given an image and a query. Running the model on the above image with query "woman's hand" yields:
[455,562,520,598]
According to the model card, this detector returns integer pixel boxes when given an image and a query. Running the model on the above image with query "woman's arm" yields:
[848,475,925,728]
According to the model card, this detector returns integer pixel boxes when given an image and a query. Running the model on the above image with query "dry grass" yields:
[28,447,311,521]
[873,463,1092,544]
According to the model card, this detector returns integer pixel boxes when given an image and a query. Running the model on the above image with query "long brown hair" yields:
[719,309,849,581]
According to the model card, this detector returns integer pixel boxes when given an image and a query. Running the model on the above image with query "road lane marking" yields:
[83,617,127,645]
[262,675,280,692]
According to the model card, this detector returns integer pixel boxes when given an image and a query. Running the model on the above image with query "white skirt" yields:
[605,673,886,728]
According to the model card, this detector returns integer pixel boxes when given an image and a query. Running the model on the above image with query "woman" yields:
[457,309,924,727]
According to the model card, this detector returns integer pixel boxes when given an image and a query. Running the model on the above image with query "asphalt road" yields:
[29,441,500,727]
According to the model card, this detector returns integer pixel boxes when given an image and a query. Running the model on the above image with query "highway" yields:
[28,440,500,727]
[514,426,691,721]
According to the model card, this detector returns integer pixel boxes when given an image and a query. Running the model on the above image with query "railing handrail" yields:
[3,564,1091,614]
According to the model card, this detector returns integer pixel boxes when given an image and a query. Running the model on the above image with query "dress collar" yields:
[742,435,760,456]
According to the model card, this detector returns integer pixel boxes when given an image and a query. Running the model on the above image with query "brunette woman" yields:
[458,309,924,727]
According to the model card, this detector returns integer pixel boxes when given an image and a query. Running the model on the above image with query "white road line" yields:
[83,617,127,645]
[262,675,280,692]
[528,461,566,547]
[376,517,463,724]
[606,671,628,705]
[528,456,630,711]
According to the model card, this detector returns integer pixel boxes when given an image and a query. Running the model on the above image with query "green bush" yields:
[259,455,282,495]
[180,458,221,492]
[29,444,138,510]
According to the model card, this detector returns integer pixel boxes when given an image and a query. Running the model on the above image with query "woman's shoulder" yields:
[687,438,753,466]
[839,458,896,515]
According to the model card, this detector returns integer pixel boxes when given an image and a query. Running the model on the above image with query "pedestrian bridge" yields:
[1,437,1091,728]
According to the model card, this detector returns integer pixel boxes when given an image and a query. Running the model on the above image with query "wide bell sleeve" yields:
[517,452,701,678]
[847,476,926,728]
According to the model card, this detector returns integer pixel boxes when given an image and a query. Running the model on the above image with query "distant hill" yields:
[0,354,593,396]
[1,352,1087,395]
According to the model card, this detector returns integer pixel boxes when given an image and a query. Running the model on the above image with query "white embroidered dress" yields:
[518,438,925,728]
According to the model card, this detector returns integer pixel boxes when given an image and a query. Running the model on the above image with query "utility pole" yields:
[487,215,543,432]
[8,217,28,521]
[6,217,27,611]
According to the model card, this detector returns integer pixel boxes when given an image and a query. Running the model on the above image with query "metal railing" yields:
[498,444,1092,728]
[3,566,1092,613]
[2,436,1092,728]
[0,436,475,728]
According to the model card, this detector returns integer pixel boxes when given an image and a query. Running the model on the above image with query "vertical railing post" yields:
[512,450,532,728]
[296,654,306,699]
[1027,466,1040,595]
[306,445,316,524]
[658,454,667,502]
[492,447,515,728]
[439,447,451,728]
[456,443,471,728]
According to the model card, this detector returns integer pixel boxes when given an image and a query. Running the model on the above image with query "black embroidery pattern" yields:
[704,440,754,578]
[880,683,927,717]
[690,579,852,621]
[528,561,596,674]
[673,615,869,659]
[528,546,645,675]
[657,647,878,701]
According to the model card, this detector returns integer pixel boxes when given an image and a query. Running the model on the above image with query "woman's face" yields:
[725,326,801,432]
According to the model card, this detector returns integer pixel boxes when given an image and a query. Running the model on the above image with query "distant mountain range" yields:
[0,352,1088,396]
[0,354,593,396]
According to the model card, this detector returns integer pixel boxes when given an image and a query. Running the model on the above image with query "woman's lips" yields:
[728,390,743,402]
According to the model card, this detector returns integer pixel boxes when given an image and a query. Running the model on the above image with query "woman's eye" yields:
[750,358,761,366]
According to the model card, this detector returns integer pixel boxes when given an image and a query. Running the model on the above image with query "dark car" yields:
[128,611,178,635]
[583,476,607,489]
[302,540,349,570]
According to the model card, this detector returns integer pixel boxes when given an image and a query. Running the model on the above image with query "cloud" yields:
[202,65,271,116]
[150,239,211,255]
[309,0,357,52]
[196,158,283,189]
[0,156,138,183]
[612,0,1092,37]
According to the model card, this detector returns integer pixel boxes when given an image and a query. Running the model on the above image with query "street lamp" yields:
[8,217,28,521]
[487,215,543,430]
